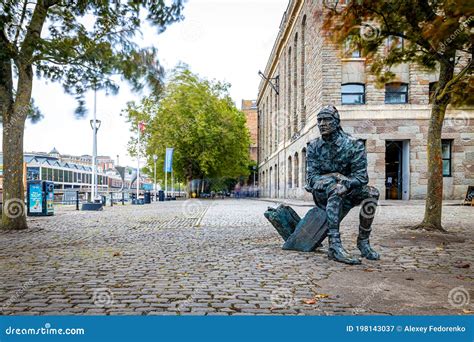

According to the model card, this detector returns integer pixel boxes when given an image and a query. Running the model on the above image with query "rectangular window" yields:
[342,83,365,104]
[41,167,47,180]
[344,37,361,58]
[386,35,404,50]
[385,83,408,104]
[442,140,452,177]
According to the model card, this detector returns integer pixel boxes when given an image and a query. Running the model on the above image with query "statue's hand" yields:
[331,173,350,183]
[313,176,337,190]
[334,183,348,196]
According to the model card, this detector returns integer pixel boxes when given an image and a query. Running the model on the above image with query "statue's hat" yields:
[317,105,340,122]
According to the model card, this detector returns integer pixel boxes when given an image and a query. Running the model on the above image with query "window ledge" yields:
[341,58,366,62]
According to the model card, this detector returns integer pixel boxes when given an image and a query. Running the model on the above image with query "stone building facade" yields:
[257,0,473,201]
[242,100,258,162]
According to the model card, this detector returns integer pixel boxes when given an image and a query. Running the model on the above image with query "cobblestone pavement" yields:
[0,199,472,316]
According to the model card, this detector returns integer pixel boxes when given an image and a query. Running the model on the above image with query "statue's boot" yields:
[357,226,380,260]
[327,230,361,265]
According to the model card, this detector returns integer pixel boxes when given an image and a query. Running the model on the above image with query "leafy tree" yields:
[0,0,184,230]
[323,0,473,231]
[125,67,251,192]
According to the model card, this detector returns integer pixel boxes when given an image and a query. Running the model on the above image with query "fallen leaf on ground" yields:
[113,251,122,257]
[315,294,329,299]
[453,261,470,269]
[462,309,474,314]
[303,299,317,305]
[364,269,374,272]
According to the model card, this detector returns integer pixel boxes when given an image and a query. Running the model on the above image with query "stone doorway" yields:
[385,140,410,200]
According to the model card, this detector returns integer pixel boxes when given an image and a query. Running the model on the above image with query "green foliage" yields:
[323,0,473,104]
[125,67,252,183]
[0,0,184,116]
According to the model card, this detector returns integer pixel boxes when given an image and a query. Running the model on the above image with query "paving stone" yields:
[0,199,471,316]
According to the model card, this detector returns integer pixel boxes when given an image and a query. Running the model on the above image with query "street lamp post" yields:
[153,154,158,201]
[136,122,140,201]
[89,88,102,203]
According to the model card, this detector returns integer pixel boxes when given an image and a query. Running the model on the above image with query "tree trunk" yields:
[418,102,446,231]
[1,1,48,230]
[415,56,455,231]
[0,43,28,230]
[2,106,28,230]
[2,64,34,230]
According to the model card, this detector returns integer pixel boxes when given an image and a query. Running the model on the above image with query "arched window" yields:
[287,47,292,138]
[301,148,307,186]
[385,82,408,104]
[283,58,287,141]
[275,164,278,194]
[288,156,292,189]
[274,91,278,148]
[261,105,264,159]
[294,152,299,188]
[301,15,306,128]
[269,167,273,197]
[269,92,272,154]
[265,96,269,155]
[293,33,298,133]
[342,83,365,104]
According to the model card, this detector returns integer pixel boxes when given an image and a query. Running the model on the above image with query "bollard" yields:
[122,192,125,205]
[110,192,113,207]
[76,191,80,210]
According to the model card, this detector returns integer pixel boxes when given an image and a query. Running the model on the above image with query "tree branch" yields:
[436,59,473,101]
[13,0,28,48]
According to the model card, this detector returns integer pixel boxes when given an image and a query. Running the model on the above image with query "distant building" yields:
[56,149,115,173]
[0,148,152,195]
[241,100,258,162]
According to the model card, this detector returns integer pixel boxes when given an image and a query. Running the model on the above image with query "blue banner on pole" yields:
[164,148,174,173]
[0,316,472,342]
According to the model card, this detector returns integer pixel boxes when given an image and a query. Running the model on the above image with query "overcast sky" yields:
[10,0,289,167]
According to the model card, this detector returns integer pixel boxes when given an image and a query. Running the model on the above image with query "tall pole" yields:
[165,155,168,199]
[136,122,140,200]
[92,88,97,202]
[153,155,157,201]
[171,169,174,198]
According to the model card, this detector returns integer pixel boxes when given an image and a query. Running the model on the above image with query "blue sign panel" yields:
[28,182,43,214]
[164,148,174,173]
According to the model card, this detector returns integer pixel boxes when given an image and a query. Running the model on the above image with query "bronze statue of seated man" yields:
[305,105,380,265]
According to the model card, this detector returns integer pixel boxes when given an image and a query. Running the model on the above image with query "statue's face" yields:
[317,113,338,136]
